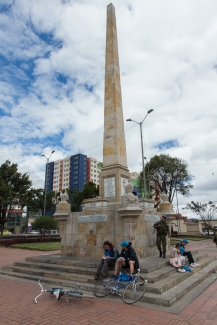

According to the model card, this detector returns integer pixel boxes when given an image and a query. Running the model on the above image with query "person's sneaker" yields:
[190,263,197,268]
[193,263,199,266]
[95,273,99,281]
[177,268,186,272]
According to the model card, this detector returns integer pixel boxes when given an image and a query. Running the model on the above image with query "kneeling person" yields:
[113,241,139,277]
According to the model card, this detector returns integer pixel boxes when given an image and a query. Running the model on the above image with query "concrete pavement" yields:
[0,239,217,325]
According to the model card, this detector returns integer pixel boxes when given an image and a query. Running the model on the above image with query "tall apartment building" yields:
[87,157,102,186]
[46,154,87,192]
[45,154,102,192]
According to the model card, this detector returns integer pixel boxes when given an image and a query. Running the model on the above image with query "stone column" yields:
[99,3,130,202]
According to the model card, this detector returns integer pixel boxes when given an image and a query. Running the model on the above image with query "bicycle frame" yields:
[109,274,138,295]
[94,270,147,304]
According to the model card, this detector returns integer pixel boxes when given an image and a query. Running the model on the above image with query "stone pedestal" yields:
[159,194,174,214]
[53,201,71,248]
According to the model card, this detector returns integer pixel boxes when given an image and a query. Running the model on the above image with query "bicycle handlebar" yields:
[35,279,44,304]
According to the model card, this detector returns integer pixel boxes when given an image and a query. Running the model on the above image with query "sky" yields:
[0,0,217,217]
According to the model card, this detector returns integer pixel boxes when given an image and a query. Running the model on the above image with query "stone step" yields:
[144,252,207,283]
[25,255,99,268]
[0,270,95,293]
[1,265,95,284]
[13,260,176,281]
[139,250,200,273]
[140,259,217,306]
[2,255,215,296]
[23,251,206,277]
[1,249,216,308]
[14,261,97,276]
[146,255,216,294]
[24,251,203,275]
[1,258,217,307]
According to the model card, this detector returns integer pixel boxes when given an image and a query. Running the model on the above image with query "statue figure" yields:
[154,184,162,211]
[124,180,138,204]
[60,191,69,202]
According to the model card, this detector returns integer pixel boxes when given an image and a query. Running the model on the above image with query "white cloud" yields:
[0,0,217,216]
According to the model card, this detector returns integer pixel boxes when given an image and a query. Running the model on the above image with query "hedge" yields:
[0,237,61,247]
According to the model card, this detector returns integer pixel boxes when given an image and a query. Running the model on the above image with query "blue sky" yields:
[0,0,217,214]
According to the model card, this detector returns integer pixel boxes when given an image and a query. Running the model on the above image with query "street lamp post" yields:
[144,157,150,196]
[175,188,181,235]
[42,151,55,216]
[126,109,153,199]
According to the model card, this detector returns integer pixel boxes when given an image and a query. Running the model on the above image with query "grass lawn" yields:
[170,237,210,245]
[11,242,61,251]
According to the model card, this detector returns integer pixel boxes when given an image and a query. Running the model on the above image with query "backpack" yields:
[110,246,120,258]
[119,273,132,282]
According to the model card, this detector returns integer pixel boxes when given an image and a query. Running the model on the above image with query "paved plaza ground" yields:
[0,239,217,325]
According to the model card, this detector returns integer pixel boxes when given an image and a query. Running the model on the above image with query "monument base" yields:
[54,197,166,259]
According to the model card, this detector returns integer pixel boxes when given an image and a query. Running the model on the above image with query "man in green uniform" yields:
[153,215,169,258]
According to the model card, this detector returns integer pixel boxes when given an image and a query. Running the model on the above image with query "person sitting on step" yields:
[170,243,186,272]
[95,241,118,280]
[179,239,199,268]
[112,241,139,277]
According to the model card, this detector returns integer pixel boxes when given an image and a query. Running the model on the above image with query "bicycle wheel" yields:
[94,278,116,298]
[123,280,145,304]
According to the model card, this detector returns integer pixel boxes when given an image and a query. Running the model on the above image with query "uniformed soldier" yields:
[153,215,169,258]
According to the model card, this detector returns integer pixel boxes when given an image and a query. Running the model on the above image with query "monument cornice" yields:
[101,164,129,173]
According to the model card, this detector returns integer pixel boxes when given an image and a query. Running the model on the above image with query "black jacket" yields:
[120,246,139,270]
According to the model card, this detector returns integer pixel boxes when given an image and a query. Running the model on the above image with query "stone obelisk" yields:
[99,3,130,203]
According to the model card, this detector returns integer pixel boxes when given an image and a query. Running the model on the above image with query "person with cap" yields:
[179,239,199,268]
[112,241,139,277]
[153,215,169,258]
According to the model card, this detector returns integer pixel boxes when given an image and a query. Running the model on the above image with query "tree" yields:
[140,154,193,203]
[0,160,33,235]
[67,181,99,212]
[32,216,58,241]
[83,181,99,199]
[26,189,59,216]
[67,189,84,212]
[183,201,217,235]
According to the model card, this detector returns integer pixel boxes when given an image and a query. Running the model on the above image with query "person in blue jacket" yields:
[95,241,118,280]
[179,239,199,268]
